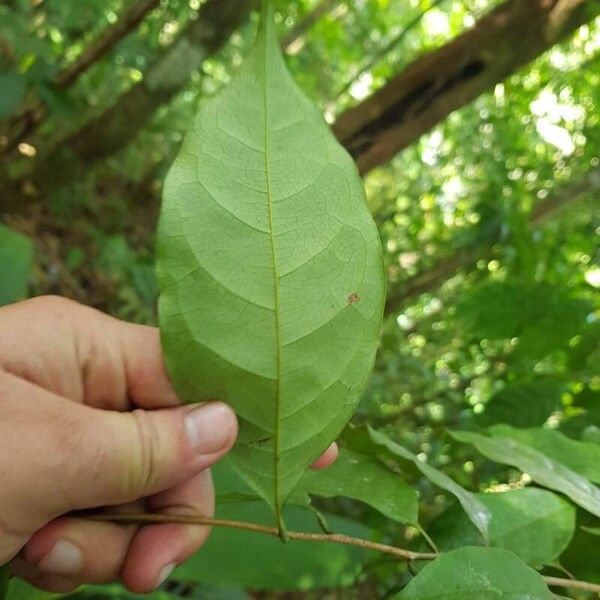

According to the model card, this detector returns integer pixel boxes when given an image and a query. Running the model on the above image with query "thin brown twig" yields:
[543,576,600,595]
[88,512,600,595]
[88,512,436,561]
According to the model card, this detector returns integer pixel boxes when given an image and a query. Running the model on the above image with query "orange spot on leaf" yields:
[347,293,360,305]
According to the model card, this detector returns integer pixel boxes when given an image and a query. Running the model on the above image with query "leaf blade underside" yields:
[157,2,385,526]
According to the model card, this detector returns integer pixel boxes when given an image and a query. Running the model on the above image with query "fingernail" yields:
[38,539,82,576]
[185,402,235,454]
[156,563,176,589]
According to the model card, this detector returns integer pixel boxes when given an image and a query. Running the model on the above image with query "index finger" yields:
[0,296,180,410]
[112,320,181,409]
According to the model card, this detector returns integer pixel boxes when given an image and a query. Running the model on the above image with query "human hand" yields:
[0,297,337,593]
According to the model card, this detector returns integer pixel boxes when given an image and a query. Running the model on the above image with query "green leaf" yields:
[456,281,590,360]
[560,387,600,440]
[37,82,76,117]
[174,501,372,591]
[581,425,600,445]
[0,567,9,600]
[477,381,563,428]
[0,224,34,306]
[61,582,240,599]
[0,72,26,119]
[394,547,552,599]
[567,321,600,376]
[560,509,600,584]
[490,425,600,484]
[156,0,384,527]
[368,427,491,542]
[452,430,600,517]
[5,577,60,600]
[427,488,575,567]
[296,447,419,525]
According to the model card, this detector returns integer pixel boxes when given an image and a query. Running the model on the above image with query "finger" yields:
[85,401,236,508]
[109,320,181,409]
[20,517,137,585]
[122,470,215,593]
[0,296,181,410]
[0,371,237,519]
[9,557,78,594]
[310,442,338,470]
[0,296,86,402]
[70,300,182,409]
[17,574,79,594]
[9,556,43,580]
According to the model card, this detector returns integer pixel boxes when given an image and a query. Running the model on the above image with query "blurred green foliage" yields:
[0,0,599,598]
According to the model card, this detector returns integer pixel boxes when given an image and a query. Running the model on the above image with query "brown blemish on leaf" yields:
[347,293,360,305]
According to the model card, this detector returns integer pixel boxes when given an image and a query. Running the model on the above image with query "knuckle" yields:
[28,296,84,332]
[31,295,77,313]
[52,413,93,506]
[128,409,165,495]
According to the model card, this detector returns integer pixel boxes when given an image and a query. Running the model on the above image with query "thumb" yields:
[67,401,238,510]
[1,370,237,549]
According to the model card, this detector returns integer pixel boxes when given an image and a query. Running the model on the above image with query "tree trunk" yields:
[333,0,599,175]
[54,0,162,90]
[21,0,255,196]
[1,0,162,154]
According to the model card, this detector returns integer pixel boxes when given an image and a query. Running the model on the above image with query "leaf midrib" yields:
[261,13,284,532]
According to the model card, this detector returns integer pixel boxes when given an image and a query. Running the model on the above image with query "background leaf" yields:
[456,281,590,361]
[559,388,600,440]
[0,72,27,119]
[157,0,384,522]
[489,425,600,483]
[297,447,419,525]
[5,577,60,599]
[64,585,181,599]
[427,488,575,567]
[369,427,491,542]
[7,580,247,600]
[0,567,9,600]
[567,321,600,377]
[560,509,600,585]
[477,380,563,428]
[0,224,34,307]
[452,430,600,517]
[394,546,552,599]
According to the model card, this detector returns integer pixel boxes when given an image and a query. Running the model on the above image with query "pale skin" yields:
[0,296,337,594]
